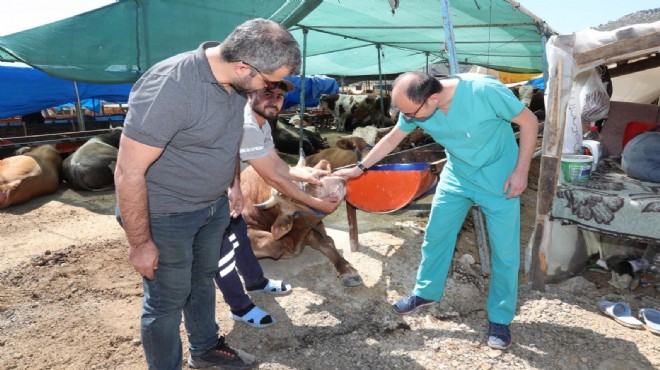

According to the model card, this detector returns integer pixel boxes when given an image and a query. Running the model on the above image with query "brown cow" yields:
[0,145,62,208]
[306,136,372,170]
[307,127,435,170]
[240,159,363,287]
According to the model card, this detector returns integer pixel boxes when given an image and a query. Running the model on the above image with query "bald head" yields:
[393,71,443,104]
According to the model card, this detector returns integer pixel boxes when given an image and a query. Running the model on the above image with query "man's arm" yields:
[248,148,339,214]
[227,154,243,218]
[334,126,408,178]
[114,134,164,280]
[504,107,539,198]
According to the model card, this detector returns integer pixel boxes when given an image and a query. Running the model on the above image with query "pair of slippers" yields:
[231,279,293,329]
[598,301,660,334]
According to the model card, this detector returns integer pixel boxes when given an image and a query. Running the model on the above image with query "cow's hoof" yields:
[340,274,363,287]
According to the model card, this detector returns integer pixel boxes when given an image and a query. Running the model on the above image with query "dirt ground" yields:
[1,148,659,369]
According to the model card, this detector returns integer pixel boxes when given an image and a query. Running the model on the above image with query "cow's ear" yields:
[271,214,293,240]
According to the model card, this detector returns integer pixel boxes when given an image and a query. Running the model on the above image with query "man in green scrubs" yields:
[335,71,538,350]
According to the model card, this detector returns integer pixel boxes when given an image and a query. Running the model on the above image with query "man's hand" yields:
[312,196,341,214]
[293,166,330,186]
[334,166,363,179]
[129,241,159,280]
[228,185,244,218]
[503,169,528,199]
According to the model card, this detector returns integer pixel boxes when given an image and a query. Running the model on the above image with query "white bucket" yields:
[560,155,593,183]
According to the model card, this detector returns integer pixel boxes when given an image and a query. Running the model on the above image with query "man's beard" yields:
[232,74,256,94]
[252,104,279,121]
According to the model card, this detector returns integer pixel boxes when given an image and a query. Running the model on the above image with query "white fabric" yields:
[545,21,660,154]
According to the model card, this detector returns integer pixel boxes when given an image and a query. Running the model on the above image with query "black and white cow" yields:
[319,93,394,131]
[269,118,328,156]
[62,127,122,191]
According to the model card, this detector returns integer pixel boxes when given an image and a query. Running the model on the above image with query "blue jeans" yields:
[116,196,230,370]
[622,131,660,183]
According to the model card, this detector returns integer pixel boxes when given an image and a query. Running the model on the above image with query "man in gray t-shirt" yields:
[114,19,301,370]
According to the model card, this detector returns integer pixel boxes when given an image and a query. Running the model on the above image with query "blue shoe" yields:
[392,294,436,315]
[487,321,512,350]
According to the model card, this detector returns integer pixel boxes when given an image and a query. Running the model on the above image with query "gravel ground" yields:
[0,155,658,370]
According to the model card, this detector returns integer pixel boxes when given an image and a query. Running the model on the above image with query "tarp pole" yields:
[440,0,459,74]
[299,27,308,156]
[73,81,86,131]
[425,52,430,74]
[540,22,549,92]
[442,0,490,261]
[376,43,385,122]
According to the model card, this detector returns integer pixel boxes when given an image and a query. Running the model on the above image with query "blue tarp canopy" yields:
[0,63,132,119]
[525,76,545,92]
[283,75,338,110]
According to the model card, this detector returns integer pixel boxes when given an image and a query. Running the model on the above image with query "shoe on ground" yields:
[188,337,256,369]
[247,279,292,295]
[487,321,512,350]
[230,305,276,329]
[392,294,436,315]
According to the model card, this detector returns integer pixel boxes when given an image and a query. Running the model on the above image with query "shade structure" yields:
[0,0,553,84]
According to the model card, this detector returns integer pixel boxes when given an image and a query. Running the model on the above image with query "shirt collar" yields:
[194,41,221,84]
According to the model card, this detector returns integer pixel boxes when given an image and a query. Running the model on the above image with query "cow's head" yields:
[254,159,346,240]
[336,136,370,154]
[319,94,339,111]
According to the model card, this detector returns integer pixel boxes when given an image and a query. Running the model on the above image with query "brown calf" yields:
[240,159,363,287]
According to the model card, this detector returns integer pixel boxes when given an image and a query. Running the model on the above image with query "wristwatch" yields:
[355,161,368,172]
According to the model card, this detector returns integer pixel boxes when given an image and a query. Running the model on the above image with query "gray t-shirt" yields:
[123,42,246,213]
[239,103,274,161]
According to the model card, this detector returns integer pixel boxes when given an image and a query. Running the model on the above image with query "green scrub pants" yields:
[412,174,520,325]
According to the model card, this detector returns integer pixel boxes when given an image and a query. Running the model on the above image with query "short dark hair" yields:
[394,71,443,104]
[221,18,301,75]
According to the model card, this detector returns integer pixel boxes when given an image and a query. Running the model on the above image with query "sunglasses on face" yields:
[239,60,275,89]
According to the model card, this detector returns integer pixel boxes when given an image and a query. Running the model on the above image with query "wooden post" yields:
[530,34,575,290]
[346,201,359,251]
[472,206,490,276]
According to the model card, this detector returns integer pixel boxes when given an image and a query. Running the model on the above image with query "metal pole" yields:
[376,44,385,124]
[441,0,491,261]
[73,81,86,131]
[540,22,549,92]
[440,0,459,74]
[425,52,430,74]
[298,27,308,157]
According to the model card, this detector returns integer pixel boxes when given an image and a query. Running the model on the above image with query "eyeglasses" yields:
[239,60,275,89]
[401,100,426,119]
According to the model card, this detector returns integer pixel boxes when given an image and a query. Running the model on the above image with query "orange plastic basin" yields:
[345,162,437,213]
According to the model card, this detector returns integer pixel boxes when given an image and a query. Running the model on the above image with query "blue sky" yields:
[519,0,659,33]
[0,1,657,36]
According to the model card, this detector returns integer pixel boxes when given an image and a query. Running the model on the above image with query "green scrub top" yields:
[397,74,525,196]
